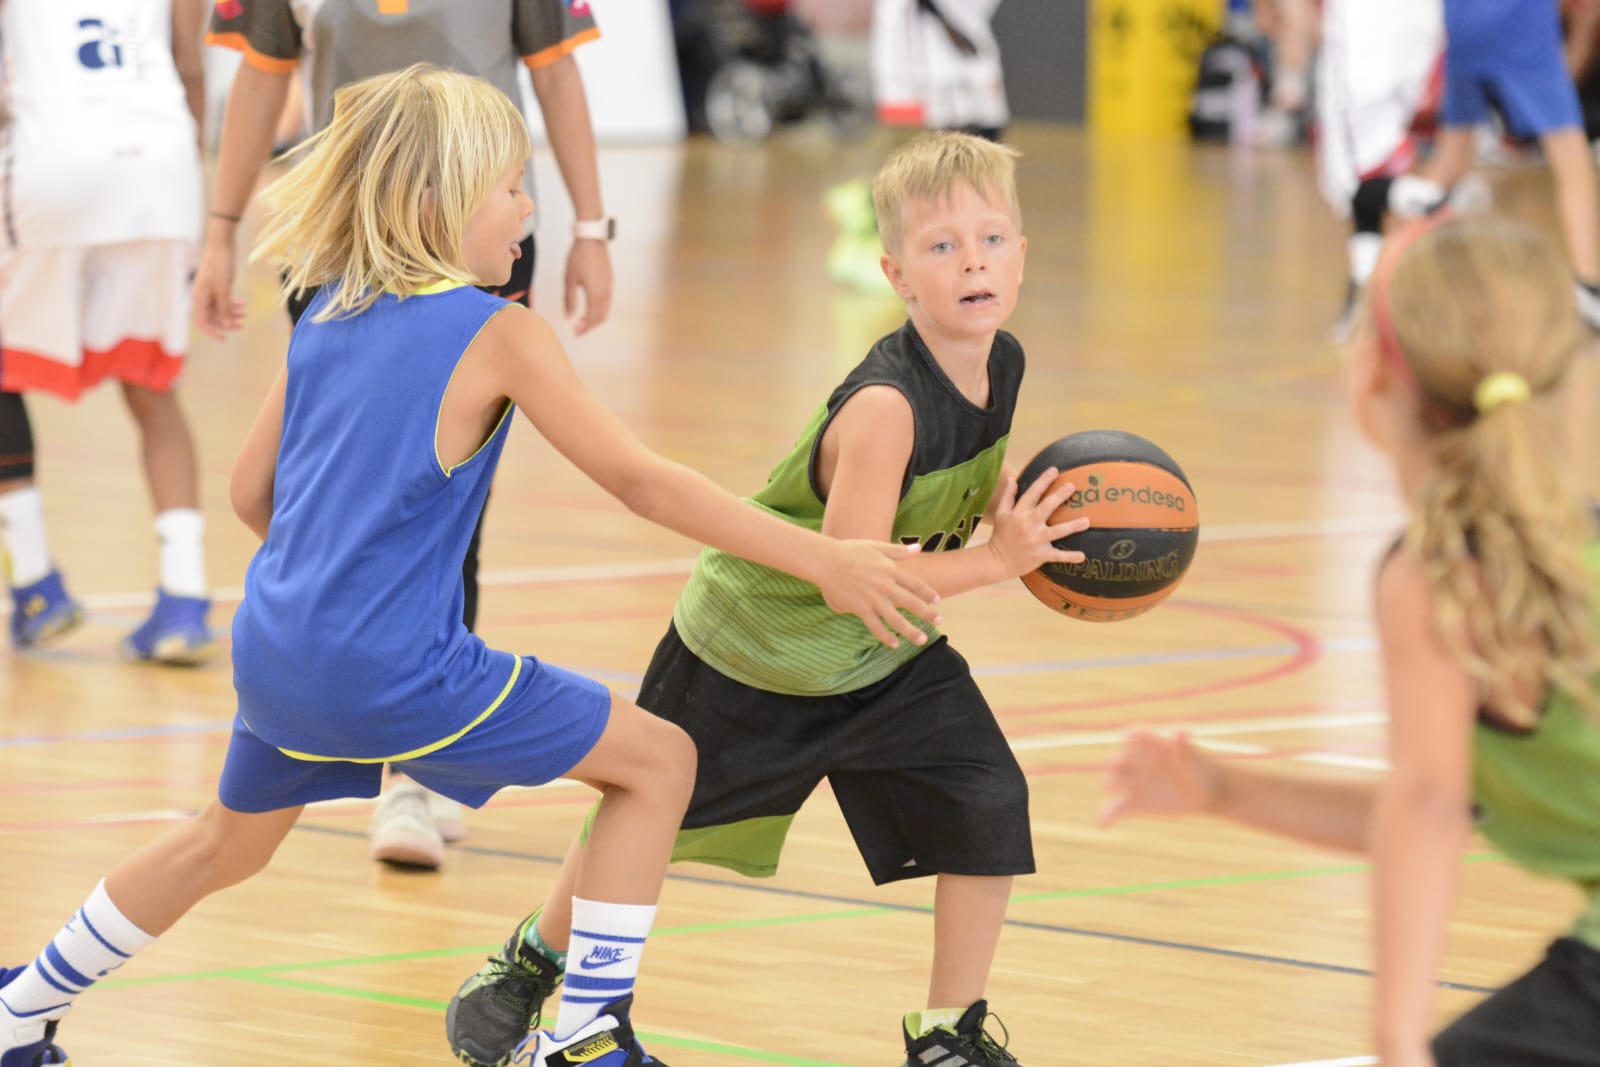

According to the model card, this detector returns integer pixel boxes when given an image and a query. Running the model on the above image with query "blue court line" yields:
[0,639,1379,749]
[293,824,1493,994]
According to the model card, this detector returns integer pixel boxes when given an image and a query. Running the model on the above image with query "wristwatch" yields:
[573,217,616,242]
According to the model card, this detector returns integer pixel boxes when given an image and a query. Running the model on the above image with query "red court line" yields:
[995,600,1324,718]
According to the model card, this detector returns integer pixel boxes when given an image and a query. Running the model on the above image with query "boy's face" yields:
[881,181,1026,346]
[462,162,534,286]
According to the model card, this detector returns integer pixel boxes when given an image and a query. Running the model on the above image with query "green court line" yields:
[90,852,1512,1065]
[103,852,1509,993]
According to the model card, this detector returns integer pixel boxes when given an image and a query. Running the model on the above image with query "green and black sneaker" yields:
[446,913,564,1067]
[902,1000,1021,1066]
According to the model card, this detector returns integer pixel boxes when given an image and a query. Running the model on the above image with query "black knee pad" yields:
[1351,177,1394,234]
[0,392,35,482]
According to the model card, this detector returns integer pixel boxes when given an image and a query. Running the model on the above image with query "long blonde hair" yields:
[251,63,532,320]
[1378,214,1596,725]
[872,131,1021,255]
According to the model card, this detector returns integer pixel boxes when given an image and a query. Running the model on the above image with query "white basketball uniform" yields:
[1316,0,1445,214]
[873,0,1009,132]
[0,0,201,398]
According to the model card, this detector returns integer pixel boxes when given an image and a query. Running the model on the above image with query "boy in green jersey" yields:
[449,131,1088,1067]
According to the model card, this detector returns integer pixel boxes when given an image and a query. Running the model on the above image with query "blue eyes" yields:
[931,235,1004,253]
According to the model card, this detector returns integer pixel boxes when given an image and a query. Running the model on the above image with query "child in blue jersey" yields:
[1394,0,1600,329]
[448,132,1091,1067]
[1102,214,1600,1067]
[0,64,943,1067]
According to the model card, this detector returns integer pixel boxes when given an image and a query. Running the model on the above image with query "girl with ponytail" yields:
[1101,212,1600,1067]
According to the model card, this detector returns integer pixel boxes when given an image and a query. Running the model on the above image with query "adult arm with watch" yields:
[527,39,613,336]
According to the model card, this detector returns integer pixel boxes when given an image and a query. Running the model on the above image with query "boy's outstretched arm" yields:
[818,386,1087,598]
[478,307,940,648]
[1098,729,1376,853]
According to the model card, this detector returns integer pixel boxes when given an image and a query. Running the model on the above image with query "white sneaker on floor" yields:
[369,784,446,869]
[428,790,468,843]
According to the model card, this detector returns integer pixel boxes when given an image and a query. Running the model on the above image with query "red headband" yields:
[1366,208,1456,389]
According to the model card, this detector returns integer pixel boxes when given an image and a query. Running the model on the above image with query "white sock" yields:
[1388,174,1447,218]
[0,881,155,1021]
[154,508,207,597]
[554,897,657,1040]
[0,487,50,587]
[1348,232,1385,288]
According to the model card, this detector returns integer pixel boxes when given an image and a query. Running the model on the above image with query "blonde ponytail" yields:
[1385,215,1597,726]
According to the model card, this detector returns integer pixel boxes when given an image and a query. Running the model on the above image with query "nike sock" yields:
[553,897,656,1040]
[0,487,51,588]
[0,881,155,1021]
[906,1006,966,1038]
[154,508,207,598]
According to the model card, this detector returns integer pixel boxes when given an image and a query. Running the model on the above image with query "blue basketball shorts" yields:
[217,655,612,813]
[1442,0,1582,135]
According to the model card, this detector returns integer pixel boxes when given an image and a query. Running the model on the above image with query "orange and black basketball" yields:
[1019,430,1199,622]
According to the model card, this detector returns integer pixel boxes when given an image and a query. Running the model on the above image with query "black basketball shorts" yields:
[639,622,1034,885]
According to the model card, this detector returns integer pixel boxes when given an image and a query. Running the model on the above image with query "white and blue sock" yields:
[0,881,155,1022]
[553,897,656,1040]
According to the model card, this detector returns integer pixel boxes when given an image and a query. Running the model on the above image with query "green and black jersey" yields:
[674,320,1023,696]
[1472,537,1600,948]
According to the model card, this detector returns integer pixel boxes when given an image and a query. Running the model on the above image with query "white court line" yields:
[1009,711,1386,752]
[0,513,1405,616]
[1259,1057,1375,1067]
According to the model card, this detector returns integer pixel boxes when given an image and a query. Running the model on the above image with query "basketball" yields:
[1018,430,1199,622]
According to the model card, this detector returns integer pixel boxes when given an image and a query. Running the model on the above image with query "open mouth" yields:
[960,291,995,305]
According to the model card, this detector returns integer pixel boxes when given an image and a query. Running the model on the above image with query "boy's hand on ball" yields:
[986,467,1090,579]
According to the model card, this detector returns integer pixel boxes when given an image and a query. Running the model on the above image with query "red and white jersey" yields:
[0,0,201,250]
[1317,0,1445,213]
[873,0,1008,131]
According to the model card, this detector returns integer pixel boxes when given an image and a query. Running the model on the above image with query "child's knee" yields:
[186,804,285,887]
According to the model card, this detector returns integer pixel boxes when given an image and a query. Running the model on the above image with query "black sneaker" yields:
[447,913,565,1067]
[902,1000,1020,1066]
[510,995,668,1066]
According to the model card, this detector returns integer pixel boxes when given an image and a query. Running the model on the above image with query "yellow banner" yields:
[1089,0,1224,136]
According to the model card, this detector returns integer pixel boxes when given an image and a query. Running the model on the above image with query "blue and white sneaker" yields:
[1,968,70,1067]
[121,590,214,666]
[511,996,666,1067]
[9,570,85,650]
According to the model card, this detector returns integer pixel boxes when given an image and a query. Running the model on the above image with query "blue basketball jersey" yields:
[231,284,519,761]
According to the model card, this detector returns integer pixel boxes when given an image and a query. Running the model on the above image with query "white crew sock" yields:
[154,508,207,597]
[0,487,50,587]
[1348,232,1385,288]
[554,897,657,1040]
[0,881,155,1021]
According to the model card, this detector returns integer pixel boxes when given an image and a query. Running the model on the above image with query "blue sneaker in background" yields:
[9,570,85,650]
[121,589,214,666]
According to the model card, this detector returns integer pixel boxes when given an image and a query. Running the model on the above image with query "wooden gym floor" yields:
[3,124,1597,1066]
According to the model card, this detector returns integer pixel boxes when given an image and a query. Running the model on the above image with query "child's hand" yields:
[984,467,1090,580]
[819,541,942,648]
[1098,730,1220,826]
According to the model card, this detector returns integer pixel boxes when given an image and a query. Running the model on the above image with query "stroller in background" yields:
[673,0,872,142]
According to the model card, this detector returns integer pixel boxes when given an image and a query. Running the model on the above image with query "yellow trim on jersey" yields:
[273,654,523,763]
[522,27,601,71]
[434,304,515,477]
[413,279,467,296]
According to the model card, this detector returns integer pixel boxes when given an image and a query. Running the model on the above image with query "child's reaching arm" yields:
[477,307,941,648]
[1097,729,1376,852]
[816,384,1087,598]
[230,365,288,541]
[1368,549,1475,1064]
